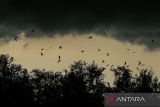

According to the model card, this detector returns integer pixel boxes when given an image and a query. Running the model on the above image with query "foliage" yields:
[0,54,159,106]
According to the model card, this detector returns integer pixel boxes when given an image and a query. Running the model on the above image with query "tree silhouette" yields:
[134,69,154,93]
[0,54,160,106]
[0,55,34,106]
[111,66,133,92]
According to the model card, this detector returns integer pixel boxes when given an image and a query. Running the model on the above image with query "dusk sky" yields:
[0,0,160,84]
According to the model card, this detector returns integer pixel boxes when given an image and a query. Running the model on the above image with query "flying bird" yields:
[138,61,141,65]
[98,48,101,52]
[59,46,62,50]
[41,52,44,56]
[127,48,130,51]
[58,56,61,60]
[81,50,85,53]
[107,53,109,56]
[111,65,113,68]
[88,35,93,39]
[15,37,18,41]
[58,56,62,63]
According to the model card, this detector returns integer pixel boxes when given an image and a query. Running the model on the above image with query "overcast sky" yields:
[0,0,160,84]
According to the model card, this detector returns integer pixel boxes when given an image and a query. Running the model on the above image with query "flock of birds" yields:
[13,29,156,70]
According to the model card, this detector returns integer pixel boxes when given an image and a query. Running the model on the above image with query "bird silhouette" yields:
[88,35,93,39]
[127,48,130,51]
[107,53,109,56]
[15,37,18,41]
[138,61,141,65]
[98,48,101,52]
[106,64,109,66]
[58,56,61,63]
[59,46,62,50]
[81,50,85,53]
[41,52,44,56]
[58,56,61,60]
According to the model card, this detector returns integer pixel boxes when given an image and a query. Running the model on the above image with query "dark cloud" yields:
[0,0,160,50]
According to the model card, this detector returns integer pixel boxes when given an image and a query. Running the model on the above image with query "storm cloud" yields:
[0,0,160,50]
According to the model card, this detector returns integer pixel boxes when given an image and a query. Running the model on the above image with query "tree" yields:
[111,66,132,92]
[134,69,154,92]
[0,54,160,106]
[0,54,33,106]
[61,61,106,107]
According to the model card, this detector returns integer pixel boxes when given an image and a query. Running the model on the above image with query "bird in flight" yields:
[58,56,61,60]
[14,36,18,41]
[81,50,85,53]
[138,61,145,66]
[138,61,141,65]
[88,35,93,39]
[107,53,109,56]
[58,56,62,63]
[111,65,113,68]
[59,46,62,50]
[106,64,110,66]
[98,48,101,52]
[127,48,130,51]
[41,52,44,56]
